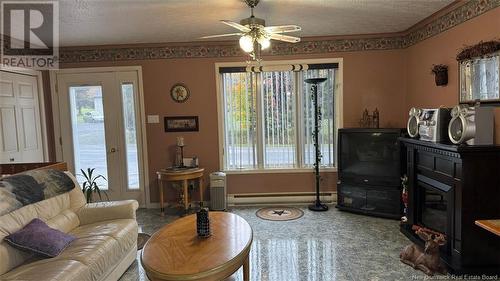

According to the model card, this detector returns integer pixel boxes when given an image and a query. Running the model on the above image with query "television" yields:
[338,128,404,187]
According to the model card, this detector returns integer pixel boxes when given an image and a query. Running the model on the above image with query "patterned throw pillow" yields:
[4,218,76,258]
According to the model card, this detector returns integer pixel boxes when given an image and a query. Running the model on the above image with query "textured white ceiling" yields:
[60,0,454,47]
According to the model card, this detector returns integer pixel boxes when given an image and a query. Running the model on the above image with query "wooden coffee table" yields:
[141,212,253,281]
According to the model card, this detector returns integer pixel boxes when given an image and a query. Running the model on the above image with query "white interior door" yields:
[0,71,43,163]
[56,71,145,204]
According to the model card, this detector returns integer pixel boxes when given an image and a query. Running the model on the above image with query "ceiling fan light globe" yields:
[258,37,271,49]
[239,35,254,53]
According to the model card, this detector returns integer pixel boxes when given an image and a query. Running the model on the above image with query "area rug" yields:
[256,207,304,221]
[137,233,151,250]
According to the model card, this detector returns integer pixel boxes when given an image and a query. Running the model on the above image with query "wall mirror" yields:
[458,41,500,105]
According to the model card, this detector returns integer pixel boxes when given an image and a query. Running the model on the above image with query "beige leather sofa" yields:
[0,173,139,281]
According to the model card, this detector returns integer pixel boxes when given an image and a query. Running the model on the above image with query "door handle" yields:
[9,158,15,162]
[109,148,117,153]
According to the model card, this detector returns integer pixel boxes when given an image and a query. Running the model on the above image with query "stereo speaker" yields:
[448,105,494,145]
[407,107,421,138]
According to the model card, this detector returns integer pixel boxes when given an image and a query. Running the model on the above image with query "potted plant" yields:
[431,64,448,86]
[80,168,109,203]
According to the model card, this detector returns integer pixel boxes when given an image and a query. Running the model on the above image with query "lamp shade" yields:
[239,35,254,53]
[258,37,270,49]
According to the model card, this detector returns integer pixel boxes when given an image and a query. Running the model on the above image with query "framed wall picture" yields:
[164,116,199,132]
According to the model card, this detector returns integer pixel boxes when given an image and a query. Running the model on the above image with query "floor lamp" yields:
[305,77,329,212]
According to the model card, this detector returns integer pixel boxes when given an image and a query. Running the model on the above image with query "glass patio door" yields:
[56,71,144,204]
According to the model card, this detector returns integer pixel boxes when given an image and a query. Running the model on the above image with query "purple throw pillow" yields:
[4,218,76,258]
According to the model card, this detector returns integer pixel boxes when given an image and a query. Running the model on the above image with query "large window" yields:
[219,62,338,171]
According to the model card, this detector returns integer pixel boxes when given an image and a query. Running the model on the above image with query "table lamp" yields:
[176,136,185,168]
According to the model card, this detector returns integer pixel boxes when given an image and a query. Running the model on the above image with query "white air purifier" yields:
[209,172,227,211]
[448,105,494,145]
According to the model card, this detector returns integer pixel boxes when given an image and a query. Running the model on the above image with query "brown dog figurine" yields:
[400,226,447,275]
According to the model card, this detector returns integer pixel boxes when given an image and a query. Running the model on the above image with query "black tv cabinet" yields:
[336,128,405,219]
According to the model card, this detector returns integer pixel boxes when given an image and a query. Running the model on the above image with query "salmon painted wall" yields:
[53,6,500,203]
[406,7,500,143]
[61,49,407,202]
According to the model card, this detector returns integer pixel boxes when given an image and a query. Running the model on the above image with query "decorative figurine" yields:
[196,205,211,238]
[359,108,380,128]
[401,175,409,223]
[176,136,185,168]
[400,225,447,276]
[373,108,380,128]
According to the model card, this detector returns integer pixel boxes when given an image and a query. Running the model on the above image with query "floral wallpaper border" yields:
[60,0,499,63]
[402,0,500,47]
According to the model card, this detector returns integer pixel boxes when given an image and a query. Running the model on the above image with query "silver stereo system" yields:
[448,105,494,145]
[407,107,422,138]
[406,107,451,142]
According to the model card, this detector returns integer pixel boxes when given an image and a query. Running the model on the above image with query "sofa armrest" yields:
[77,200,139,225]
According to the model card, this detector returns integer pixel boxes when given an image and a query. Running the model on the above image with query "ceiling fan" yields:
[201,0,301,61]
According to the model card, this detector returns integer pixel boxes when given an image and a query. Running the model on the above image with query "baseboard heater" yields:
[228,191,337,206]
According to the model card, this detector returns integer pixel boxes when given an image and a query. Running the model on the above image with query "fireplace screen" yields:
[419,182,448,234]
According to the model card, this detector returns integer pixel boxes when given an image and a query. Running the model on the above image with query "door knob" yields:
[109,148,117,153]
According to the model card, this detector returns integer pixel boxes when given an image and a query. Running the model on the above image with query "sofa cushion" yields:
[0,259,92,281]
[5,218,76,258]
[1,219,138,281]
[55,235,122,279]
[70,219,138,257]
[65,219,138,280]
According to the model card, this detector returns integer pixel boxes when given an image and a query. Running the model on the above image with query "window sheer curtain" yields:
[222,72,257,170]
[221,65,336,170]
[302,69,335,167]
[262,71,296,168]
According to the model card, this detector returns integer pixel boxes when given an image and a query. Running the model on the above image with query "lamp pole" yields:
[305,78,329,212]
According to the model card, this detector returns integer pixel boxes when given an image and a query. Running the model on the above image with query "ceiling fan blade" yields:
[221,20,251,32]
[269,33,301,43]
[200,33,243,39]
[264,25,301,34]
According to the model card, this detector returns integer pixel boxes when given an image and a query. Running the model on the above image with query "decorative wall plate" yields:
[170,83,190,103]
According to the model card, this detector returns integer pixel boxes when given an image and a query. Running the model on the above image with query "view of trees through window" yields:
[221,66,336,170]
[303,69,335,167]
[69,84,140,189]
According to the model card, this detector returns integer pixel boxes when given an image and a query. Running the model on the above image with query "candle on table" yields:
[176,136,185,147]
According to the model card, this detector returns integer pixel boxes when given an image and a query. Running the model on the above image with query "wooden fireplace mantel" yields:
[399,138,500,274]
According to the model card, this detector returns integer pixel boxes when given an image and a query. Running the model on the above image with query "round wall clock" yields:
[170,83,190,103]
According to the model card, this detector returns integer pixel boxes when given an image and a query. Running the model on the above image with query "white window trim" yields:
[215,58,344,174]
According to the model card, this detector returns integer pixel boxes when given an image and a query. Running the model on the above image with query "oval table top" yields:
[141,212,253,281]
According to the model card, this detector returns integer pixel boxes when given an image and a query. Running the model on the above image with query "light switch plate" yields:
[147,115,160,124]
